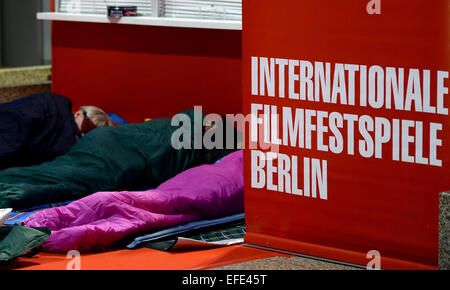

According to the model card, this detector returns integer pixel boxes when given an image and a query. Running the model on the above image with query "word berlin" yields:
[249,56,448,200]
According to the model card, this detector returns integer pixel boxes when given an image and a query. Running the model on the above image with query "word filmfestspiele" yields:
[250,104,443,166]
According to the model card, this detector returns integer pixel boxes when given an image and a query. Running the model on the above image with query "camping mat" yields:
[126,213,244,249]
[145,220,246,251]
[4,201,73,225]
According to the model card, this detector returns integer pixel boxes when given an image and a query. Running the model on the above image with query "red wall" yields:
[243,0,449,269]
[51,21,242,123]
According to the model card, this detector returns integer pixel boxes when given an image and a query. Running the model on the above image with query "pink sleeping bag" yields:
[24,150,243,253]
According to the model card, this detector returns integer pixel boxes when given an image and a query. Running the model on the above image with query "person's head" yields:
[73,106,114,136]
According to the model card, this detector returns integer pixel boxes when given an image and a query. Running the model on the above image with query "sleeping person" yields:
[0,108,240,210]
[0,92,113,170]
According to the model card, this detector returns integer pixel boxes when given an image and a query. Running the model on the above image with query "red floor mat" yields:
[1,245,289,270]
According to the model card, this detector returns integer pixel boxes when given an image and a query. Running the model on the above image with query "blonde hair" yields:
[80,106,114,128]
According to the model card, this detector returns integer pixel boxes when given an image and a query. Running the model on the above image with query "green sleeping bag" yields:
[0,109,203,210]
[0,226,51,263]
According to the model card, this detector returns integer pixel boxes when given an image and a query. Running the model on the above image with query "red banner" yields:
[243,0,449,269]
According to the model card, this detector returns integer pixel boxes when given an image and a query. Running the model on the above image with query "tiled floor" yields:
[214,255,361,270]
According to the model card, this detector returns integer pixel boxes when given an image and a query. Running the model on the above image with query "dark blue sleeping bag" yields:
[0,93,79,170]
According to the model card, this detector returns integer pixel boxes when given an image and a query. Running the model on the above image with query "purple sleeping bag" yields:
[24,150,243,253]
